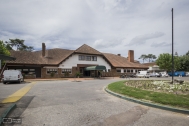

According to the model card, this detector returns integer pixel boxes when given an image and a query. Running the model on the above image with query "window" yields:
[127,69,130,73]
[92,56,97,61]
[30,69,35,71]
[131,70,133,73]
[116,69,121,73]
[124,69,126,73]
[47,69,57,74]
[23,69,28,71]
[86,56,91,61]
[62,69,72,74]
[79,55,85,60]
[108,69,111,72]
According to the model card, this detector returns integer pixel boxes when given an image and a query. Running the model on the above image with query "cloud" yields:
[93,39,120,49]
[127,32,165,46]
[0,0,189,61]
[151,42,171,47]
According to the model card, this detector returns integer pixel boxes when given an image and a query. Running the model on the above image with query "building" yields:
[5,43,148,78]
[143,62,160,73]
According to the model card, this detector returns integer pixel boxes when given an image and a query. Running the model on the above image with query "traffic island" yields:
[105,81,189,114]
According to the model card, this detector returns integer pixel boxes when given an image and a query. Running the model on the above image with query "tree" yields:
[139,54,157,63]
[0,40,10,68]
[0,40,10,56]
[147,54,157,62]
[138,54,148,63]
[186,50,189,56]
[178,55,189,71]
[156,53,180,72]
[5,39,34,51]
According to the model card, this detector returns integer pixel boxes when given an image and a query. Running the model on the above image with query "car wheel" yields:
[3,82,6,84]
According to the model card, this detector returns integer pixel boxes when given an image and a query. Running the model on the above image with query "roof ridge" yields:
[74,44,102,55]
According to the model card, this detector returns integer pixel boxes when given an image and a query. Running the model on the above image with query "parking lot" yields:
[0,77,189,126]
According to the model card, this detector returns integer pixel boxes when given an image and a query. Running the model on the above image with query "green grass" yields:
[108,81,189,109]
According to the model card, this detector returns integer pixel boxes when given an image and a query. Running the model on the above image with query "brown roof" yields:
[6,44,148,68]
[74,44,102,55]
[103,53,148,68]
[142,62,157,67]
[7,48,74,65]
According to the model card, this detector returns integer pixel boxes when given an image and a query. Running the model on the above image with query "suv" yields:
[1,70,24,84]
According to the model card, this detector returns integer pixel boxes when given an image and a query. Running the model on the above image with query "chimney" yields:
[117,54,121,56]
[42,43,46,57]
[128,50,134,62]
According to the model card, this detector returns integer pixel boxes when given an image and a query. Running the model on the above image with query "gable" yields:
[74,44,102,55]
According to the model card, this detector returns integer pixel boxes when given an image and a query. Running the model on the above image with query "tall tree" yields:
[5,39,34,51]
[147,54,157,62]
[156,53,180,72]
[138,54,148,63]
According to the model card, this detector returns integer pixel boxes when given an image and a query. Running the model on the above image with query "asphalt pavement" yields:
[0,77,189,126]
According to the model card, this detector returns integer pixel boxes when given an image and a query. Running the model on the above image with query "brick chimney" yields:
[117,54,121,56]
[42,43,46,57]
[128,50,134,62]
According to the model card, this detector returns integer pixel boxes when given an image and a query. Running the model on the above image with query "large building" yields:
[4,43,148,78]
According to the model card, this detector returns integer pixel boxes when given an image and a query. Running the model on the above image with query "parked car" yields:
[186,72,189,77]
[159,72,169,77]
[1,70,24,84]
[149,73,161,77]
[136,71,150,78]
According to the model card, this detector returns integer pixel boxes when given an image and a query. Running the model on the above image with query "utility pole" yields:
[172,8,174,83]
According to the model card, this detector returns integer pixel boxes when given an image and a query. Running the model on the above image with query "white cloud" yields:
[0,0,189,62]
[127,32,165,46]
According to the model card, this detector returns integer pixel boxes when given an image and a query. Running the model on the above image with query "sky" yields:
[0,0,189,63]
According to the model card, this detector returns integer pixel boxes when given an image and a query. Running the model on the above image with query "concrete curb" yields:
[105,87,189,115]
[0,103,16,125]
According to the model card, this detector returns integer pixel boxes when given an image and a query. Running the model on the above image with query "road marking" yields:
[1,82,36,103]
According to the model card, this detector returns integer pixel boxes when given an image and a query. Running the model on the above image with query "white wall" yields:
[58,54,111,71]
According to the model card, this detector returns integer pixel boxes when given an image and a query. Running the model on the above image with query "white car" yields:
[2,70,24,84]
[150,73,161,77]
[186,72,189,77]
[160,72,169,77]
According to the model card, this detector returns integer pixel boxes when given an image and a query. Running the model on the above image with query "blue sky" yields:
[0,0,189,62]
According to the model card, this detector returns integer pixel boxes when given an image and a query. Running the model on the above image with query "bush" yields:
[75,72,81,77]
[50,72,55,77]
[64,72,70,77]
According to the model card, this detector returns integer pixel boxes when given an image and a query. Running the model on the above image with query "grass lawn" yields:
[107,81,189,109]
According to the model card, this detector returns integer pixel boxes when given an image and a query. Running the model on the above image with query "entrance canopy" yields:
[85,65,106,71]
[0,54,16,60]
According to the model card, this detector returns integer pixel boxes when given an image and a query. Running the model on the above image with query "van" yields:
[1,70,24,84]
[136,71,150,78]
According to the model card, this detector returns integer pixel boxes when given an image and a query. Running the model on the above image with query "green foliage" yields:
[0,40,11,67]
[178,55,189,71]
[50,72,55,77]
[5,38,34,51]
[75,72,81,77]
[156,53,180,71]
[0,40,10,55]
[64,72,70,77]
[139,54,156,63]
[186,50,189,56]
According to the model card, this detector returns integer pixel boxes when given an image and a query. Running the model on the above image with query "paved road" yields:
[2,77,189,126]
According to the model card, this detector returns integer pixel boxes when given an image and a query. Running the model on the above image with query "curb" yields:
[105,87,189,115]
[0,103,16,125]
